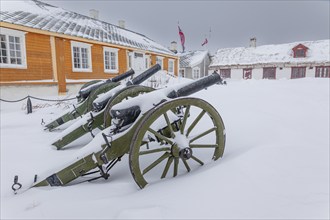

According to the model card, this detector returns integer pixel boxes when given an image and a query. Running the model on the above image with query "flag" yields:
[202,38,208,46]
[178,26,185,52]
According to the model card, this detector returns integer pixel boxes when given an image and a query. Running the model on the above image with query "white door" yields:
[133,52,145,72]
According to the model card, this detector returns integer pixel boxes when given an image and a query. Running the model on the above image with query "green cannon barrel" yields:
[92,64,161,112]
[110,73,222,126]
[44,70,135,131]
[77,69,135,101]
[167,72,221,99]
[51,65,160,149]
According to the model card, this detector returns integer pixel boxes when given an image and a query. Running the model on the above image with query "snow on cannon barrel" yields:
[92,64,161,112]
[44,68,136,131]
[77,68,135,101]
[50,64,161,150]
[19,73,225,192]
[110,72,222,129]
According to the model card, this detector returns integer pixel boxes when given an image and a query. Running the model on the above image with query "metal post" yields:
[27,97,32,114]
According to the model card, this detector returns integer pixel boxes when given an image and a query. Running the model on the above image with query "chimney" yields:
[118,20,126,29]
[89,9,99,19]
[249,37,257,47]
[170,41,177,53]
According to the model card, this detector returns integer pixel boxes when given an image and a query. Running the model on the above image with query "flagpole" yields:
[209,27,211,53]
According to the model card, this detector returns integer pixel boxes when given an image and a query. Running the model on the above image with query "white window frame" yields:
[192,67,200,79]
[103,47,119,73]
[0,27,27,69]
[179,68,185,77]
[71,41,92,72]
[127,51,133,70]
[156,56,164,69]
[168,59,174,74]
[145,55,150,70]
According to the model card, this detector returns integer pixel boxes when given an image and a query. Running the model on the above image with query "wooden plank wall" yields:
[1,30,179,91]
[62,39,126,80]
[0,32,53,81]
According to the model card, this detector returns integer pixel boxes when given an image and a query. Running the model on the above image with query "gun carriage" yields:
[48,65,161,149]
[33,72,226,189]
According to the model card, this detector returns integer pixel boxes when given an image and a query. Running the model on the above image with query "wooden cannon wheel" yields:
[103,85,155,128]
[129,97,226,189]
[80,80,102,90]
[77,80,102,103]
[86,82,120,112]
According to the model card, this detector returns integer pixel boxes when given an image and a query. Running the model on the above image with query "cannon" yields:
[28,73,226,190]
[76,68,140,102]
[50,65,161,149]
[45,65,160,131]
[44,69,135,131]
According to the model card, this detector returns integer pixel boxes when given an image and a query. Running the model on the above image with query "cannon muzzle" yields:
[107,68,135,83]
[78,69,135,100]
[167,72,221,99]
[127,64,161,86]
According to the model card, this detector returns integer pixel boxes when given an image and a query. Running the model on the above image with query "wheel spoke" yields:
[173,158,179,177]
[161,156,173,179]
[186,110,206,137]
[147,128,173,145]
[180,105,191,134]
[139,147,171,155]
[163,112,174,138]
[181,158,191,172]
[142,152,170,175]
[190,144,218,148]
[189,127,217,143]
[191,155,204,165]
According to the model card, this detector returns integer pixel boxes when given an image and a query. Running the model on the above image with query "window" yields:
[315,66,330,78]
[156,56,163,69]
[71,41,92,72]
[263,67,276,79]
[179,68,185,77]
[145,55,150,69]
[168,59,174,74]
[295,49,306,58]
[220,69,231,78]
[292,44,308,58]
[0,27,27,69]
[103,47,118,73]
[127,52,133,69]
[291,67,306,79]
[243,68,252,79]
[192,67,200,79]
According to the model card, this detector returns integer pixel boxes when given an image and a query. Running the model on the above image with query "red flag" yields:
[202,38,208,46]
[178,26,185,52]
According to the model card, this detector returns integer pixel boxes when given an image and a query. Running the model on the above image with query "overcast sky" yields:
[43,0,330,53]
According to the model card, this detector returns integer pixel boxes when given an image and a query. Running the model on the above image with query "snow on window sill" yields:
[0,64,27,69]
[104,69,119,74]
[72,68,92,73]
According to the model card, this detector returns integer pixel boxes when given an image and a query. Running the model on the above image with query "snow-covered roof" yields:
[179,50,209,68]
[0,0,175,56]
[210,40,330,67]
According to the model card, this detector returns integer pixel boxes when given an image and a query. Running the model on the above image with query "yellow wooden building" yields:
[0,0,178,95]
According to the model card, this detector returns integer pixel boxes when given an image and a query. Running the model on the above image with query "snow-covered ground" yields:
[1,78,329,219]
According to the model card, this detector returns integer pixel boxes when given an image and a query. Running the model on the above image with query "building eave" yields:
[0,21,179,60]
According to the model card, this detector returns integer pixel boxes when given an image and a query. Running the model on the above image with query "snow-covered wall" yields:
[0,84,82,100]
[228,67,319,80]
[211,40,330,67]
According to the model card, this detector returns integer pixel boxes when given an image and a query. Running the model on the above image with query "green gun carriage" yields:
[30,72,226,190]
[50,65,161,149]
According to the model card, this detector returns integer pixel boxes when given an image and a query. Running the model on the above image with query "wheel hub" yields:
[179,148,193,160]
[171,132,193,159]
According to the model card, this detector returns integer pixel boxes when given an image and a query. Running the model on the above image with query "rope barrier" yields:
[0,95,76,103]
